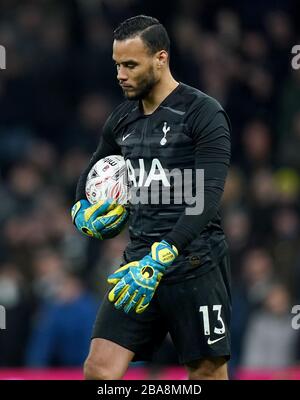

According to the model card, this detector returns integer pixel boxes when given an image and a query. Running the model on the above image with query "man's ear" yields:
[156,50,168,68]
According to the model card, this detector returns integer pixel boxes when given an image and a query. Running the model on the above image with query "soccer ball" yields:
[85,155,130,205]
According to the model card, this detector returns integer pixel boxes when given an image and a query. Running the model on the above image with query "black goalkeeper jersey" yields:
[76,83,231,282]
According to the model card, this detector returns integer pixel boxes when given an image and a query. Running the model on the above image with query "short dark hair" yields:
[113,15,170,55]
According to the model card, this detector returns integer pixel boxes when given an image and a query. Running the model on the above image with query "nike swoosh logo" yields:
[207,336,225,345]
[122,131,134,141]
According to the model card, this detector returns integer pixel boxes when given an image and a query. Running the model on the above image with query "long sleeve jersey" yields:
[76,83,231,282]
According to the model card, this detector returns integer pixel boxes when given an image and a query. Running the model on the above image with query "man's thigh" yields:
[158,254,232,365]
[84,338,135,379]
[185,356,229,380]
[92,289,168,362]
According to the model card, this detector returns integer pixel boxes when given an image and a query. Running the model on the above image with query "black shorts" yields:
[92,253,231,365]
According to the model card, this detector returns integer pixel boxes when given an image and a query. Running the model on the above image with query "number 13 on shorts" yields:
[199,305,226,336]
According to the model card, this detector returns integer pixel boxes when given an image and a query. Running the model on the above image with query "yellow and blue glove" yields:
[107,240,178,314]
[71,199,129,240]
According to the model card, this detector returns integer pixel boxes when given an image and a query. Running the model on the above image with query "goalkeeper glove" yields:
[107,240,178,314]
[71,199,128,240]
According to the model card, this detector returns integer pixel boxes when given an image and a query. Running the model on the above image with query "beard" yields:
[122,67,158,101]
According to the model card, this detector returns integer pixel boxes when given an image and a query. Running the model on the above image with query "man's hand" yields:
[71,199,128,240]
[107,240,178,313]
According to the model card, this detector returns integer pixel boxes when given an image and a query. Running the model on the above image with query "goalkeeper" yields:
[72,15,231,380]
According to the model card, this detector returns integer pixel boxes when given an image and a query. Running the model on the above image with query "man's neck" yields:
[141,73,179,115]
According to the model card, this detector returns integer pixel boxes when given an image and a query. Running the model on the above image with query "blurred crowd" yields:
[0,0,300,377]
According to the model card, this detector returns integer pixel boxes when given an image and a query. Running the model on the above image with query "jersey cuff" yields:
[163,234,183,255]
